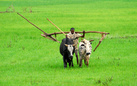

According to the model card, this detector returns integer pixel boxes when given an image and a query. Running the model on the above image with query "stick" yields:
[47,31,109,36]
[93,34,107,52]
[41,34,60,43]
[47,18,66,36]
[17,12,60,43]
[11,5,15,12]
[17,12,47,34]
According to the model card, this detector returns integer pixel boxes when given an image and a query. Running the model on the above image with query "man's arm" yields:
[76,30,85,38]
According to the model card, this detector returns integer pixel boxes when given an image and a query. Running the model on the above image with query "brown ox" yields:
[79,39,92,67]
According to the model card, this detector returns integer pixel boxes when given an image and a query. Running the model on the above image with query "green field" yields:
[0,0,137,86]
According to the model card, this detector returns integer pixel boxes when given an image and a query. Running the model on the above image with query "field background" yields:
[0,0,137,86]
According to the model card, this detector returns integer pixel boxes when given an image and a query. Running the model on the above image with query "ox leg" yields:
[75,50,79,65]
[84,59,87,65]
[69,62,71,68]
[72,61,74,67]
[87,60,89,67]
[63,56,67,68]
[79,58,82,67]
[84,59,89,67]
[69,60,74,68]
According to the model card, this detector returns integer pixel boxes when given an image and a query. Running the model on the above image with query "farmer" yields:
[67,27,85,64]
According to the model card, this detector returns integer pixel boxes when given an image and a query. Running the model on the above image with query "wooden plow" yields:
[17,12,109,52]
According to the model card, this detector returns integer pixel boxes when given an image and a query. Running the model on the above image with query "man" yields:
[67,28,85,65]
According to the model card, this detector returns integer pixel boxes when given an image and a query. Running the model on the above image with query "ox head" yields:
[81,39,92,56]
[65,44,76,60]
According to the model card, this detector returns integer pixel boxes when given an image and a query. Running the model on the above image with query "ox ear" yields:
[65,44,68,47]
[81,39,85,43]
[89,40,94,42]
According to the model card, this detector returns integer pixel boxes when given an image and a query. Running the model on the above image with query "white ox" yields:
[79,39,92,67]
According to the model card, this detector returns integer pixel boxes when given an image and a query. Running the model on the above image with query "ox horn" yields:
[89,40,94,42]
[65,44,68,47]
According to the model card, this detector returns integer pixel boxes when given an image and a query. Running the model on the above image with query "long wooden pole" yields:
[17,12,47,34]
[17,12,60,43]
[47,18,66,36]
[47,31,109,36]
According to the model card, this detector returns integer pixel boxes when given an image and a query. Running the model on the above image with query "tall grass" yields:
[0,0,137,86]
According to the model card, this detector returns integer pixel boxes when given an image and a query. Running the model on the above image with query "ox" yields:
[60,36,75,68]
[79,39,92,67]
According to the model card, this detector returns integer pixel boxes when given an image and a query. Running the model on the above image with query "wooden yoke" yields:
[17,13,109,49]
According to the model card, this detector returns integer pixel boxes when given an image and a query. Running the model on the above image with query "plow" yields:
[17,12,109,52]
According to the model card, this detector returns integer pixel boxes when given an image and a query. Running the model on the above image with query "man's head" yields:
[70,28,75,34]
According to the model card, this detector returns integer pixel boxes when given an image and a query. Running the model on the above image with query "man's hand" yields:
[82,30,85,38]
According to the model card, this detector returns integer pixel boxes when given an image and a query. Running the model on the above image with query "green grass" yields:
[0,0,137,86]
